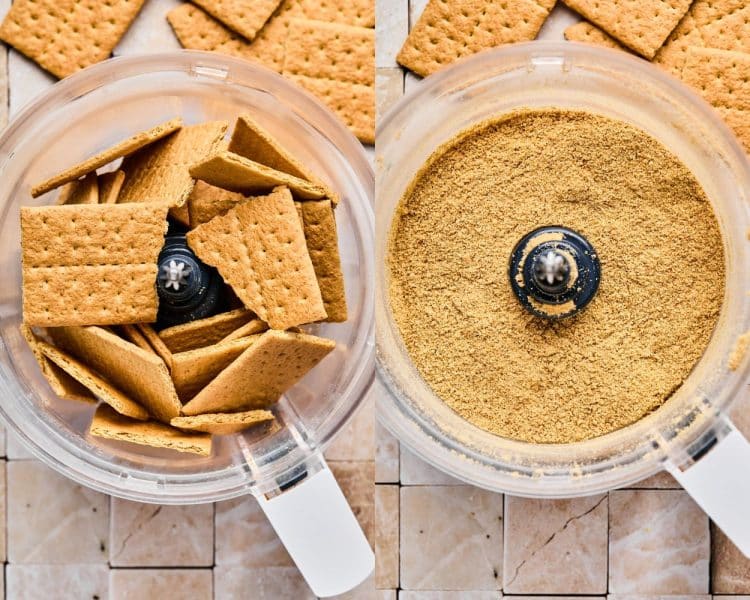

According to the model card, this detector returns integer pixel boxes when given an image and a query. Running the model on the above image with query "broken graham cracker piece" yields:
[118,121,229,209]
[228,114,339,205]
[218,319,268,343]
[48,326,181,423]
[56,173,99,206]
[561,0,692,59]
[21,204,168,327]
[187,181,247,227]
[20,324,94,404]
[298,200,347,322]
[135,324,173,371]
[564,22,629,51]
[98,171,126,204]
[171,335,259,401]
[38,341,150,421]
[0,0,146,80]
[90,404,212,456]
[31,118,182,198]
[118,324,155,355]
[182,330,335,415]
[190,151,327,200]
[158,308,256,353]
[172,409,275,435]
[681,48,750,152]
[187,187,327,330]
[192,0,282,41]
[397,0,556,78]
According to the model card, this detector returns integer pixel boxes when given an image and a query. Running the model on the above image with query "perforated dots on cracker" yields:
[192,0,282,41]
[564,22,629,51]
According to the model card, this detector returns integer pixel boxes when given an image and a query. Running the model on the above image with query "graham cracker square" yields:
[158,308,256,353]
[192,0,282,41]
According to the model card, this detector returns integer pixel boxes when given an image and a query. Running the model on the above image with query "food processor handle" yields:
[666,421,750,558]
[255,461,375,597]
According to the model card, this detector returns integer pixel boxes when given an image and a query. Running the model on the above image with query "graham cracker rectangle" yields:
[118,324,155,355]
[562,0,692,58]
[397,0,556,78]
[39,340,150,421]
[171,336,258,401]
[57,173,99,206]
[31,118,182,198]
[98,171,126,204]
[187,181,247,227]
[172,409,275,435]
[158,308,256,353]
[564,22,629,51]
[90,404,212,456]
[293,0,375,28]
[48,326,182,423]
[298,200,347,322]
[218,319,268,344]
[681,47,750,151]
[186,187,327,330]
[20,324,94,404]
[117,121,229,209]
[181,330,335,415]
[136,324,173,371]
[190,151,327,200]
[192,0,282,41]
[0,0,146,80]
[21,204,168,327]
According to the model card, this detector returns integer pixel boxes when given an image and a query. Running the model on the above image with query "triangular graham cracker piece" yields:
[171,409,275,435]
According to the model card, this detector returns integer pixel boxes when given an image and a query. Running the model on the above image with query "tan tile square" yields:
[609,490,710,594]
[503,494,608,593]
[0,460,6,562]
[624,471,681,489]
[401,485,503,590]
[325,395,375,461]
[110,499,213,566]
[713,524,750,593]
[400,446,462,485]
[375,421,400,483]
[110,568,212,599]
[379,591,398,600]
[215,496,293,567]
[330,461,375,545]
[376,484,399,589]
[213,566,315,599]
[329,574,376,599]
[400,592,502,599]
[7,461,108,563]
[6,565,107,598]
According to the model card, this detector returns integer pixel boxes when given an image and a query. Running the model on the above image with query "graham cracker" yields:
[158,308,256,353]
[171,409,275,435]
[136,324,173,371]
[681,48,750,152]
[186,187,327,329]
[298,200,347,322]
[117,121,229,209]
[31,118,182,198]
[0,0,146,80]
[99,171,126,204]
[293,0,375,28]
[190,150,327,200]
[187,181,247,227]
[169,204,191,227]
[192,0,282,41]
[171,336,258,401]
[39,340,150,421]
[181,330,335,415]
[564,22,629,51]
[57,173,99,206]
[20,324,94,404]
[119,324,154,355]
[397,0,556,78]
[228,114,338,205]
[218,319,268,343]
[48,326,182,423]
[90,404,212,456]
[21,204,168,327]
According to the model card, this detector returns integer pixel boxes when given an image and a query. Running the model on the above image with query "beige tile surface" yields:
[6,565,108,599]
[712,525,750,593]
[400,446,463,485]
[376,484,399,589]
[401,485,503,590]
[110,499,213,567]
[331,461,376,545]
[110,568,212,599]
[5,431,33,461]
[7,461,109,563]
[504,494,608,594]
[375,421,400,483]
[609,490,710,594]
[400,592,502,599]
[623,471,681,489]
[213,566,315,599]
[325,395,375,461]
[330,574,376,599]
[0,461,6,562]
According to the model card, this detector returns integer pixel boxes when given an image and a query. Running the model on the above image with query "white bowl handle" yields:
[255,460,375,597]
[666,420,750,557]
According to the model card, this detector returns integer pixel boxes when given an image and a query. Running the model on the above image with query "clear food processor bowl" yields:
[376,42,750,553]
[0,52,374,596]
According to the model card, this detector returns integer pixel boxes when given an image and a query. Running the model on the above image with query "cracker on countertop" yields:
[56,173,99,206]
[564,22,629,51]
[187,181,247,227]
[136,324,174,372]
[192,0,282,41]
[21,203,168,327]
[48,326,182,423]
[90,404,212,456]
[0,0,146,80]
[218,319,268,344]
[158,308,256,353]
[31,118,182,198]
[190,150,327,200]
[117,121,229,209]
[98,171,126,204]
[172,409,275,435]
[181,330,335,415]
[397,0,556,78]
[186,187,327,330]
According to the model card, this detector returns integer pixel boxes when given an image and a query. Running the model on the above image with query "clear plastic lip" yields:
[375,42,750,498]
[0,51,375,504]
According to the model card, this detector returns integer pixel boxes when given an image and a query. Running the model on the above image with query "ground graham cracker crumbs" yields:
[388,109,725,444]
